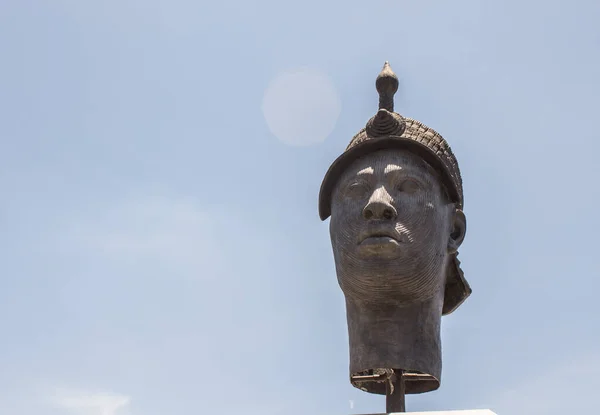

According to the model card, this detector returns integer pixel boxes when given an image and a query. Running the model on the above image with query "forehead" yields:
[340,149,437,179]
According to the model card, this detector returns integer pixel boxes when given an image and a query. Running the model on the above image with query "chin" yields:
[340,274,443,303]
[337,251,445,297]
[355,248,403,261]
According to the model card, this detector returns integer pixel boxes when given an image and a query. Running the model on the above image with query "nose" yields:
[362,187,397,220]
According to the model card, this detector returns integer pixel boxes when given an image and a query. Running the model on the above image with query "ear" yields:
[448,209,466,254]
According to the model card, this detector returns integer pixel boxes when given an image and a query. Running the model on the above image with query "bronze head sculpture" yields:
[319,62,471,397]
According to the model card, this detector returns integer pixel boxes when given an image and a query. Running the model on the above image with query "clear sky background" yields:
[1,1,599,414]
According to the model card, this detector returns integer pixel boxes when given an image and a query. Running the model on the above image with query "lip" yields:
[358,227,401,244]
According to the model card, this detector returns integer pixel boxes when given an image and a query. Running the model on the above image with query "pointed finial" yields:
[376,61,399,112]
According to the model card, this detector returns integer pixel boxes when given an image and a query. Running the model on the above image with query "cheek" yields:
[398,197,450,239]
[331,196,364,223]
[330,202,363,246]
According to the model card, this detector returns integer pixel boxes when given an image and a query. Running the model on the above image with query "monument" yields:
[318,63,494,414]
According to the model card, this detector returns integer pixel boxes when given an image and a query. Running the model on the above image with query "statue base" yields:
[368,410,497,415]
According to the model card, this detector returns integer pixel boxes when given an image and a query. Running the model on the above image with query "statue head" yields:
[329,147,466,304]
[319,62,471,394]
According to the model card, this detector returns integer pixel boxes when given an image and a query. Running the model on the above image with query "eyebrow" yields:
[356,168,374,176]
[384,167,424,178]
[351,162,437,180]
[383,167,438,189]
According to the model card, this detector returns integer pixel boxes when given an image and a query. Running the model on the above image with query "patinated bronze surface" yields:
[319,62,471,396]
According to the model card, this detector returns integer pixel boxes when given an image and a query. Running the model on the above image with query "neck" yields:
[345,293,444,394]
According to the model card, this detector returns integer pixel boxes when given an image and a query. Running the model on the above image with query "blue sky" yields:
[1,1,599,414]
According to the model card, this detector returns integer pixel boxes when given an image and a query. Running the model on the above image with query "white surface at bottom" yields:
[390,411,496,415]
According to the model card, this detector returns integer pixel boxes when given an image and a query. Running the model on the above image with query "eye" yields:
[345,181,370,198]
[396,179,421,193]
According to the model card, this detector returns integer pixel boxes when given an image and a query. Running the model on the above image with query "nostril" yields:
[364,209,373,219]
[383,208,394,220]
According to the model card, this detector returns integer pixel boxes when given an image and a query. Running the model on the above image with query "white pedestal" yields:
[390,411,496,415]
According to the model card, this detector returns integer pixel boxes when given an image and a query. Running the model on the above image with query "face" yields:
[329,149,462,304]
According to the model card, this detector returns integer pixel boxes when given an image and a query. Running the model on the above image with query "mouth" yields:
[358,229,400,245]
